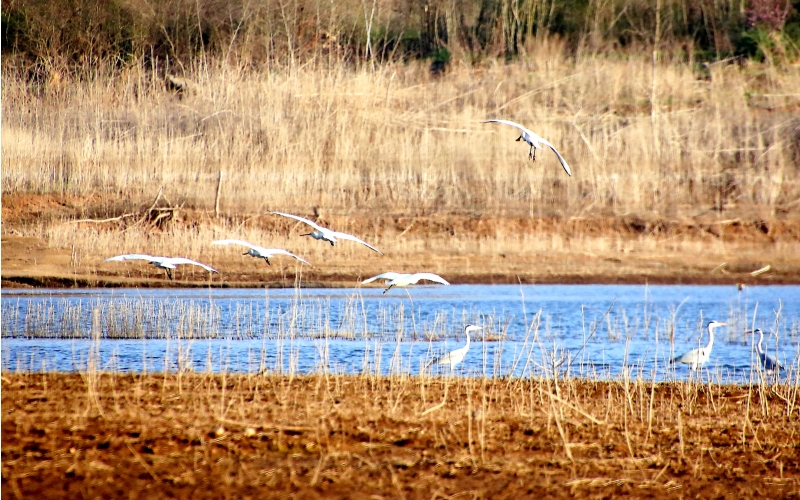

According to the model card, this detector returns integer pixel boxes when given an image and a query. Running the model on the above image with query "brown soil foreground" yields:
[3,193,800,287]
[2,373,799,499]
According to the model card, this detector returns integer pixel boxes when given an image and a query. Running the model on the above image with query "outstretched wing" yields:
[333,231,383,255]
[270,212,323,232]
[265,248,311,265]
[409,273,450,286]
[483,119,532,136]
[363,272,407,284]
[540,138,572,176]
[165,257,218,273]
[212,239,262,251]
[104,254,157,263]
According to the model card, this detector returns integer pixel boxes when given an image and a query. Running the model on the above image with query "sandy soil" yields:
[2,193,800,287]
[2,373,798,498]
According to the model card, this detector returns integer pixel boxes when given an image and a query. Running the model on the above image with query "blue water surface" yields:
[2,284,799,382]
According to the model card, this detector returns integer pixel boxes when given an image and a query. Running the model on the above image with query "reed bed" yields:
[0,293,494,341]
[3,287,798,342]
[3,289,798,385]
[3,43,799,221]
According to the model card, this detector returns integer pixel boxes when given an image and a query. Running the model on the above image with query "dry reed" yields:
[3,42,798,220]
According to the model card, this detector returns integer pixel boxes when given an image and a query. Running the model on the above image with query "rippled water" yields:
[2,284,799,381]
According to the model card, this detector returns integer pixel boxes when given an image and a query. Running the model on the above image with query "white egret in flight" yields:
[270,212,383,254]
[671,321,726,370]
[747,329,783,373]
[427,325,482,371]
[211,239,310,266]
[363,272,449,294]
[483,119,572,176]
[103,254,218,281]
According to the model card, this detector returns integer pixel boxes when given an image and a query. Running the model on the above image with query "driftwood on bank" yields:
[71,187,184,230]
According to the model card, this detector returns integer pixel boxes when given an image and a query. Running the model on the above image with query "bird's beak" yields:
[242,252,249,255]
[300,233,312,237]
[515,136,522,142]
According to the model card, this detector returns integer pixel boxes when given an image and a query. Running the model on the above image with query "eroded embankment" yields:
[3,193,800,287]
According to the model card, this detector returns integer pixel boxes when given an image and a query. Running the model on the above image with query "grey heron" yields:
[671,320,727,370]
[103,254,218,281]
[483,119,572,176]
[747,329,783,373]
[270,212,383,254]
[211,239,310,266]
[427,325,482,371]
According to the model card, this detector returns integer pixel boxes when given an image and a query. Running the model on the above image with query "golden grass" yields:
[3,40,799,220]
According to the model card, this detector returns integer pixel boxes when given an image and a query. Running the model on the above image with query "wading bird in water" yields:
[362,272,449,294]
[483,119,572,176]
[427,325,482,371]
[747,328,783,374]
[103,254,218,281]
[211,239,310,266]
[671,321,726,370]
[270,212,383,255]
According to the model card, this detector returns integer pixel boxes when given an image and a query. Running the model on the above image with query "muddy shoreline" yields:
[2,373,798,498]
[3,194,800,288]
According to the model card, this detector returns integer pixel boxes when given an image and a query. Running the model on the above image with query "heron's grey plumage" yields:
[671,321,726,370]
[428,325,482,371]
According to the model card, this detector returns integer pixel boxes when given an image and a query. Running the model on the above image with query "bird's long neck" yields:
[464,329,470,349]
[706,324,715,351]
[757,331,764,355]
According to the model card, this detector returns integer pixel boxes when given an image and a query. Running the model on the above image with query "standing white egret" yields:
[362,272,449,294]
[103,254,218,281]
[483,119,572,176]
[211,239,310,266]
[747,329,783,373]
[427,325,482,371]
[270,212,383,255]
[671,321,727,370]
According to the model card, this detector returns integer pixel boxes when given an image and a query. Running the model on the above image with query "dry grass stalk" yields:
[3,47,798,220]
[3,371,798,497]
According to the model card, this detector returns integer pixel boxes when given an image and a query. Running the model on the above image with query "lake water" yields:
[2,285,799,382]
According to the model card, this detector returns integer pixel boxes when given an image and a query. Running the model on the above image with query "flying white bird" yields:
[671,321,726,370]
[427,325,482,371]
[211,239,310,266]
[363,272,450,294]
[747,329,784,373]
[483,119,572,176]
[103,254,218,281]
[270,212,383,255]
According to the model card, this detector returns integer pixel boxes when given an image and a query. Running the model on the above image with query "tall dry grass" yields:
[3,38,799,221]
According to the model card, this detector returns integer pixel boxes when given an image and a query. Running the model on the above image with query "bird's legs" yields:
[383,284,394,294]
[165,268,174,281]
[263,257,271,266]
[517,135,536,161]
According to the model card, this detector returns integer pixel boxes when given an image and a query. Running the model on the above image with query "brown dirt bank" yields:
[2,193,800,287]
[2,373,799,499]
